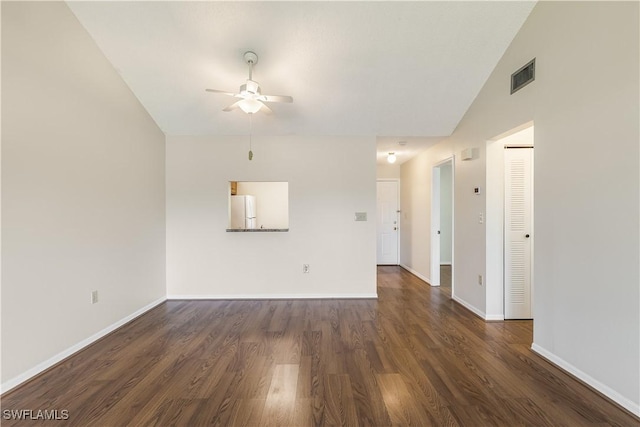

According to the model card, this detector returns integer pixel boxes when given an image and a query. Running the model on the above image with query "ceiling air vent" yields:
[511,58,535,94]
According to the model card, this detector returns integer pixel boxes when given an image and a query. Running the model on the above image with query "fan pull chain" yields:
[248,113,253,161]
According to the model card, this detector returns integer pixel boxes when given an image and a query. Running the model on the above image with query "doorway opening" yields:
[430,157,454,297]
[486,124,534,320]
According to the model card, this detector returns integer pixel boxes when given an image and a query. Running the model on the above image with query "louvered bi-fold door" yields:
[504,148,533,319]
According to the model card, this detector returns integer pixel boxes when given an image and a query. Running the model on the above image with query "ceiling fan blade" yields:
[259,102,273,115]
[222,101,242,112]
[261,94,293,103]
[206,88,236,97]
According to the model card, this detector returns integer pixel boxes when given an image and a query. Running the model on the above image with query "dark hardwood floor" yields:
[440,265,451,298]
[2,266,638,426]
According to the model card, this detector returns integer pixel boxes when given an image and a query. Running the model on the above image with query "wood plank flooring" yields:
[440,265,452,298]
[2,266,638,426]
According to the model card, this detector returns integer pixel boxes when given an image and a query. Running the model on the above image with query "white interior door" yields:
[376,181,399,265]
[504,148,533,319]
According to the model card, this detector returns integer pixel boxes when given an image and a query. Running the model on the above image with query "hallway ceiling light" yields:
[387,152,397,164]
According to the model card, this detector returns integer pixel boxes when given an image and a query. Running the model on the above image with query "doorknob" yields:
[394,227,397,231]
[525,234,530,238]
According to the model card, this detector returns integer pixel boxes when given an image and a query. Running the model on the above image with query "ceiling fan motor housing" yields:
[240,80,261,96]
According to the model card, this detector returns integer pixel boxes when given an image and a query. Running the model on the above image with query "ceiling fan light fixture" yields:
[206,51,292,115]
[387,152,397,164]
[238,98,263,114]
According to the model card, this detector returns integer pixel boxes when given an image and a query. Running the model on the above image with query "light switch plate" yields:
[355,212,367,221]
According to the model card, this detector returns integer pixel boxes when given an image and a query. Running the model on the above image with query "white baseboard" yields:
[399,264,434,286]
[451,295,505,322]
[452,295,486,319]
[531,343,640,417]
[1,297,166,394]
[167,293,378,300]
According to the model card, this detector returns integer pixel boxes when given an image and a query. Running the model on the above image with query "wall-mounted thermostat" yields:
[474,187,481,195]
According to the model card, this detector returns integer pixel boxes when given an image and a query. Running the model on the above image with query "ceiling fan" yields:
[206,51,293,114]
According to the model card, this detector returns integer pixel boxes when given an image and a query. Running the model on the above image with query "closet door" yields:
[504,148,533,319]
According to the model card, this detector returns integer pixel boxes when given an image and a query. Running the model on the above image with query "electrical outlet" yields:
[91,290,99,304]
[303,264,310,274]
[479,212,484,224]
[478,275,483,286]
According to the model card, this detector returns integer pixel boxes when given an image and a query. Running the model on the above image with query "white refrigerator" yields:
[230,195,256,229]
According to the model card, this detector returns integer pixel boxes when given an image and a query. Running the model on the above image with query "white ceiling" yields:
[66,1,535,163]
[376,136,445,165]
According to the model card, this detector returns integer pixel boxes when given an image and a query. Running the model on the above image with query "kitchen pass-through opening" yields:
[228,181,289,231]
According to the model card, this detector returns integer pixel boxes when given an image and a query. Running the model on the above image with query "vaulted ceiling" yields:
[67,1,535,163]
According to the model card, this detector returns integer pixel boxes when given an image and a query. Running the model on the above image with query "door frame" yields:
[486,122,534,320]
[376,179,400,265]
[430,157,455,294]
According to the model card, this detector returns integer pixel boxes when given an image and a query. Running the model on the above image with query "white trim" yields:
[450,156,456,299]
[167,293,378,300]
[0,297,167,394]
[531,343,640,417]
[433,157,455,168]
[431,157,455,293]
[399,264,433,286]
[452,295,505,321]
[452,295,486,319]
[430,166,441,286]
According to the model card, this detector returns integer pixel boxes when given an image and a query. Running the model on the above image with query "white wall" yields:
[401,1,639,414]
[439,163,452,264]
[167,135,377,298]
[1,2,166,389]
[376,163,401,179]
[236,181,289,229]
